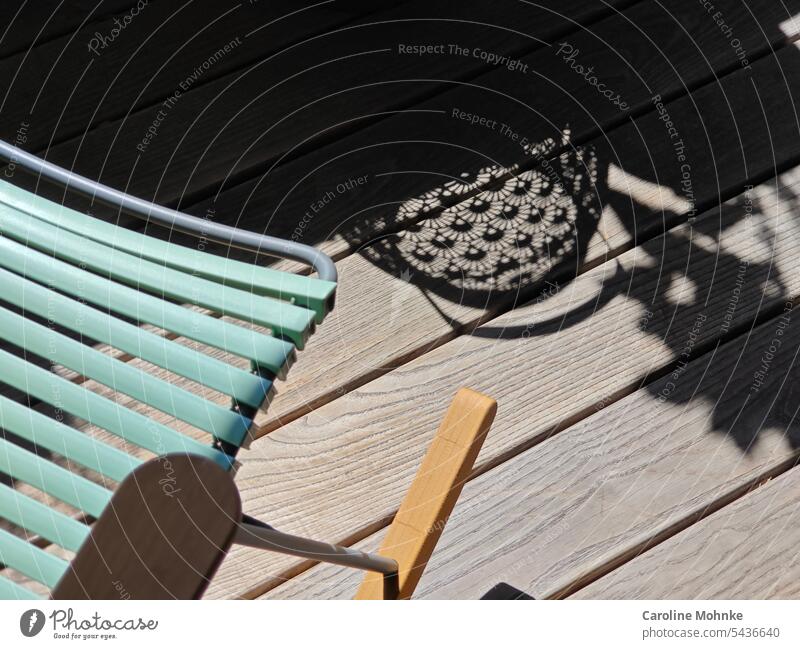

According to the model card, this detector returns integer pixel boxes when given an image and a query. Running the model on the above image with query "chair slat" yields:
[0,306,250,447]
[0,483,90,553]
[0,349,234,470]
[0,266,273,408]
[0,180,336,321]
[0,205,315,346]
[0,574,42,599]
[0,393,139,483]
[0,437,111,519]
[0,527,68,589]
[0,238,296,373]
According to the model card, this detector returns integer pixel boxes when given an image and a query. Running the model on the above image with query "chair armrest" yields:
[356,388,497,599]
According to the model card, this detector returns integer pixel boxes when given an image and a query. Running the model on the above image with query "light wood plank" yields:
[263,303,800,600]
[574,468,800,599]
[205,161,800,598]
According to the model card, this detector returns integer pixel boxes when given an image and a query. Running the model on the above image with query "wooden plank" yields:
[180,0,797,263]
[30,0,634,218]
[356,388,496,599]
[574,468,800,599]
[202,160,800,599]
[0,1,360,155]
[261,248,800,601]
[0,1,135,59]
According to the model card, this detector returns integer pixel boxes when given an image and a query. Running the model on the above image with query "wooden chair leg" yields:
[356,388,497,599]
[52,454,241,600]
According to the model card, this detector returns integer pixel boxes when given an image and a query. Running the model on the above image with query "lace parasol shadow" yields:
[355,132,603,315]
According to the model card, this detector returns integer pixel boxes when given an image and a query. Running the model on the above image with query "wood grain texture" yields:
[0,1,134,59]
[203,163,800,599]
[53,454,241,600]
[574,468,800,599]
[0,1,356,154]
[264,306,800,600]
[356,388,496,599]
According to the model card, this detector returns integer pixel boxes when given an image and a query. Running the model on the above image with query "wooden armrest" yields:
[356,388,497,599]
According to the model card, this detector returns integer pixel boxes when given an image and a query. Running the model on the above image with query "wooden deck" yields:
[4,0,800,599]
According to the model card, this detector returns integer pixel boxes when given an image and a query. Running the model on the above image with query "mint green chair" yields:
[0,142,343,599]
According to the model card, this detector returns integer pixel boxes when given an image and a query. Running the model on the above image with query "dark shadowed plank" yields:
[180,0,800,263]
[0,0,363,155]
[26,0,636,220]
[0,0,135,59]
